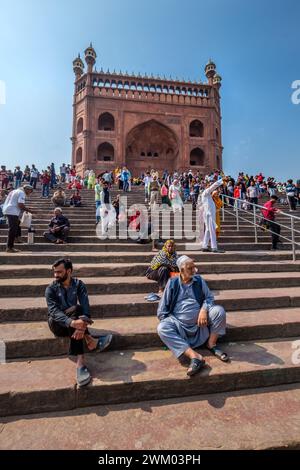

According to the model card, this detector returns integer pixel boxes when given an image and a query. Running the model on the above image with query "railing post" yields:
[291,217,296,262]
[235,200,239,231]
[222,195,225,222]
[254,205,258,244]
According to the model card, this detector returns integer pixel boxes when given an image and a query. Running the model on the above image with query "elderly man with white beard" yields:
[157,255,228,376]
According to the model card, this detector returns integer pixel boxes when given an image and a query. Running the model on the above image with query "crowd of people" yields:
[1,162,299,384]
[1,163,299,253]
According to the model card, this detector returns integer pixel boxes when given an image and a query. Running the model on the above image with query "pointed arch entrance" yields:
[125,120,179,173]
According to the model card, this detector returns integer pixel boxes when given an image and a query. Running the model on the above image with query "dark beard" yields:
[57,273,68,283]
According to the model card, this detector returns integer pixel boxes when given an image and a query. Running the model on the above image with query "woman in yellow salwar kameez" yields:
[212,189,223,239]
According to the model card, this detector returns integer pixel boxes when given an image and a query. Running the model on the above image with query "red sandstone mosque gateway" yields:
[71,44,223,176]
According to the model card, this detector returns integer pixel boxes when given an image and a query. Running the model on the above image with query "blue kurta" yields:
[157,275,226,358]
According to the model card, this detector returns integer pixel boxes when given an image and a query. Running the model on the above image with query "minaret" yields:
[73,54,84,80]
[213,73,222,90]
[84,43,97,73]
[205,59,216,85]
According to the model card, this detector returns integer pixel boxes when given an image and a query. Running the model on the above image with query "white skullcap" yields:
[177,255,193,270]
[23,184,33,190]
[54,207,63,213]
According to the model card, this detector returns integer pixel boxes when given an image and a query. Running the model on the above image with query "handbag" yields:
[20,211,32,228]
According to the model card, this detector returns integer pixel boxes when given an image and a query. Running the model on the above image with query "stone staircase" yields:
[0,185,300,450]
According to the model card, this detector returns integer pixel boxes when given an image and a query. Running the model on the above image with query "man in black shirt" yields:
[45,258,113,387]
[44,207,70,244]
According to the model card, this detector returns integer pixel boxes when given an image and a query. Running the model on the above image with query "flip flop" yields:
[76,366,91,387]
[206,345,229,362]
[145,293,161,302]
[187,358,206,377]
[144,293,155,299]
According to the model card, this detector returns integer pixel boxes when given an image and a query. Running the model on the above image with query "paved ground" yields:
[1,384,299,450]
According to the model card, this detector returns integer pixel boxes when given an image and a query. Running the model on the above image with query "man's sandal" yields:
[187,358,206,377]
[206,345,229,362]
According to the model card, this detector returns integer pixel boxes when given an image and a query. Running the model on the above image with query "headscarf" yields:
[150,240,178,271]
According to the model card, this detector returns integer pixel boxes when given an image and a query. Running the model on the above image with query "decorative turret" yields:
[73,54,84,80]
[205,59,216,85]
[84,43,97,73]
[213,73,222,90]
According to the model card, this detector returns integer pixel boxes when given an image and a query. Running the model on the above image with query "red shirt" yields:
[129,212,140,231]
[262,200,277,221]
[68,181,82,190]
[0,170,8,182]
[234,187,241,199]
[41,174,50,184]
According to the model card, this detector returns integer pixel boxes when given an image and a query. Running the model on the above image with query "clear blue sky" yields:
[0,0,299,180]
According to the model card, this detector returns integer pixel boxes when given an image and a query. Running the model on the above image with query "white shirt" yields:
[201,179,223,219]
[30,169,39,178]
[143,176,153,186]
[3,189,26,216]
[103,172,112,182]
[247,186,258,198]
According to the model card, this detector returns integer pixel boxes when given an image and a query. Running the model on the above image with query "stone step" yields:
[1,229,282,238]
[0,235,295,244]
[0,229,297,239]
[5,209,299,220]
[1,287,300,322]
[1,226,299,236]
[0,337,299,417]
[0,243,155,252]
[3,308,300,359]
[0,242,294,252]
[1,272,300,298]
[1,382,299,449]
[24,211,300,223]
[0,250,295,265]
[1,219,297,230]
[1,260,300,278]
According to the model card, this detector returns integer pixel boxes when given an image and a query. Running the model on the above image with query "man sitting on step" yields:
[43,207,70,244]
[51,187,67,207]
[157,255,228,377]
[45,258,113,387]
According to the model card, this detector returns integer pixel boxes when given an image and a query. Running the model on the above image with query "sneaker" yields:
[5,248,21,253]
[211,249,226,253]
[76,366,91,387]
[95,334,113,352]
